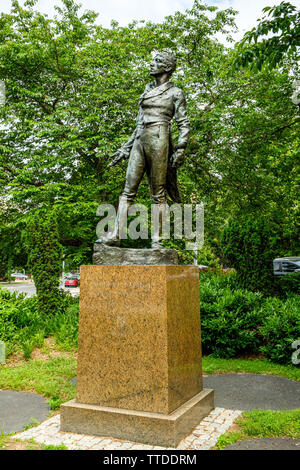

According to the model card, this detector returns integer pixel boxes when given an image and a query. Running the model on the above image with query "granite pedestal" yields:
[60,264,214,447]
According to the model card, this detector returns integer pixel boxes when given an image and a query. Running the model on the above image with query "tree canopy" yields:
[0,0,299,275]
[234,1,300,71]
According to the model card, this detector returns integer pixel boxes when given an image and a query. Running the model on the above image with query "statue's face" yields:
[149,55,168,76]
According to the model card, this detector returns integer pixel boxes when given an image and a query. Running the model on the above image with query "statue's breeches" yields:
[122,124,169,204]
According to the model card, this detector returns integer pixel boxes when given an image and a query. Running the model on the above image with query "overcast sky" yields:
[2,0,299,42]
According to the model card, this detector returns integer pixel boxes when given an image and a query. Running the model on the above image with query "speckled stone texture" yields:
[60,389,214,448]
[60,264,214,446]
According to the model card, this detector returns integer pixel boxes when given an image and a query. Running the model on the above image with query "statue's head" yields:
[150,52,177,77]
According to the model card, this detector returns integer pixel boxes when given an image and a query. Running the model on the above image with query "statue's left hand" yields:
[171,149,185,169]
[108,149,128,167]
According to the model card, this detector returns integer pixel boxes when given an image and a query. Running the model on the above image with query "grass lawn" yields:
[215,409,300,449]
[202,356,300,450]
[0,356,77,410]
[0,343,299,450]
[202,356,300,381]
[0,337,77,410]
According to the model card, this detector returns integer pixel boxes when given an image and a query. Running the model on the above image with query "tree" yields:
[23,211,63,315]
[0,0,298,272]
[234,2,300,71]
[0,201,27,279]
[220,216,280,292]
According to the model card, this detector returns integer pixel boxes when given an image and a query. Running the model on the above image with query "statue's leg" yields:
[109,139,146,243]
[144,125,169,248]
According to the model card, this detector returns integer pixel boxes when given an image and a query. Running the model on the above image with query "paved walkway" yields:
[0,391,50,434]
[12,408,242,450]
[6,373,300,449]
[224,438,300,450]
[203,374,300,410]
[1,282,79,298]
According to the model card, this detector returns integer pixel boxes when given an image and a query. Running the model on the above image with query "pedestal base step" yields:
[60,389,214,448]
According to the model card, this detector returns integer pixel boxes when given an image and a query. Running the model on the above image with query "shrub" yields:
[197,244,222,269]
[0,288,79,356]
[220,216,279,293]
[259,295,300,364]
[274,272,300,299]
[23,211,63,316]
[200,279,264,358]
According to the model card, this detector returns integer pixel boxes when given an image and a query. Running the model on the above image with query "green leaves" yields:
[0,0,298,274]
[23,211,63,316]
[200,272,300,363]
[234,1,299,71]
[220,216,280,293]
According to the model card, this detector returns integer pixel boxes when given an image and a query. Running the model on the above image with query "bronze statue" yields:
[100,52,190,248]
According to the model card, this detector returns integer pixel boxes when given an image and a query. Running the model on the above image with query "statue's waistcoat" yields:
[137,82,175,126]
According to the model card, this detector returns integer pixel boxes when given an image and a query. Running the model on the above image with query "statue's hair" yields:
[155,52,177,75]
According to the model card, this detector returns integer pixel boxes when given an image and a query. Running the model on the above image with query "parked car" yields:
[70,273,80,285]
[65,276,79,288]
[273,257,300,275]
[197,264,209,272]
[11,272,29,280]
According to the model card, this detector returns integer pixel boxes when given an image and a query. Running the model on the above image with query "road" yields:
[0,281,80,298]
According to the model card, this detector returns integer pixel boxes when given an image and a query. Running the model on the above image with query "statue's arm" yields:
[120,128,138,156]
[109,89,147,167]
[172,89,190,168]
[109,128,137,167]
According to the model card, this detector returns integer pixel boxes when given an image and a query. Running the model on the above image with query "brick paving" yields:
[12,407,242,450]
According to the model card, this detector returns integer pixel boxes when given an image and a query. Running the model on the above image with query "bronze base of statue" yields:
[93,242,178,265]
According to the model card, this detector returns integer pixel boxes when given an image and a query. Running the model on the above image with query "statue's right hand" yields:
[108,150,127,167]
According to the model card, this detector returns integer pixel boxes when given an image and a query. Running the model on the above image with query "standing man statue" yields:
[99,52,190,248]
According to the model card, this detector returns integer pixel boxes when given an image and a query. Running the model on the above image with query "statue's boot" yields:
[96,235,121,247]
[151,202,167,250]
[97,196,130,246]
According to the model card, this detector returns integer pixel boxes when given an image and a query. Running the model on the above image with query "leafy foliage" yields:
[234,1,300,70]
[0,288,78,358]
[23,212,63,316]
[259,295,300,364]
[220,216,280,292]
[200,274,264,357]
[200,272,300,363]
[274,272,300,298]
[0,356,77,409]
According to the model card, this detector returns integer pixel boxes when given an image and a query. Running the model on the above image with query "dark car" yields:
[273,257,300,275]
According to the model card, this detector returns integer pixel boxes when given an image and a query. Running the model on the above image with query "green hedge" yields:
[274,272,300,298]
[200,272,300,364]
[1,272,299,365]
[0,289,79,358]
[259,296,300,364]
[200,273,263,358]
